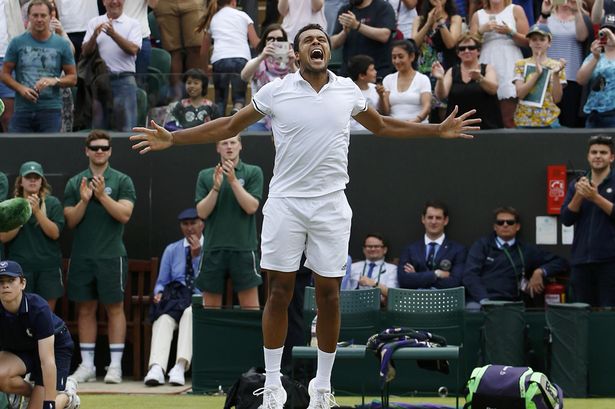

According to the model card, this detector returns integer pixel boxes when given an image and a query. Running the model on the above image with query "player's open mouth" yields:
[310,49,324,61]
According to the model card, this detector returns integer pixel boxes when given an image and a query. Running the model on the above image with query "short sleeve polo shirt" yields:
[195,160,263,250]
[252,70,367,198]
[64,166,136,259]
[7,195,64,272]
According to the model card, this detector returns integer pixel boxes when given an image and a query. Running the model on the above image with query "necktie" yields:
[185,247,195,290]
[366,262,376,278]
[427,242,437,270]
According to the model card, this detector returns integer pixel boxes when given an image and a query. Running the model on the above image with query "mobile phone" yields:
[599,30,608,45]
[376,76,383,84]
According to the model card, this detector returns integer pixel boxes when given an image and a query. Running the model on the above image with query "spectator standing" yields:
[279,0,327,41]
[241,24,298,131]
[64,130,136,384]
[324,0,346,35]
[540,0,592,128]
[576,14,615,128]
[123,0,157,82]
[0,260,81,409]
[433,32,502,129]
[152,0,205,98]
[470,0,529,128]
[0,161,64,311]
[331,0,397,77]
[197,0,260,116]
[346,233,398,304]
[512,24,566,128]
[0,0,76,133]
[386,0,418,39]
[397,201,466,290]
[82,0,141,132]
[55,0,99,61]
[347,54,387,131]
[163,68,221,131]
[382,39,432,122]
[592,0,615,24]
[144,208,204,387]
[463,206,569,309]
[0,0,26,132]
[195,135,263,309]
[561,135,615,307]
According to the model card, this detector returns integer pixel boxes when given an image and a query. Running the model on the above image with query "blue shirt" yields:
[4,32,75,112]
[582,53,615,114]
[0,292,66,352]
[154,237,203,295]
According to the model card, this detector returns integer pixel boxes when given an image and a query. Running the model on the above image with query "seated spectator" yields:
[382,39,431,122]
[397,201,466,290]
[470,0,529,128]
[278,0,327,41]
[331,0,397,77]
[347,54,388,131]
[513,24,566,128]
[240,24,297,132]
[197,0,259,116]
[81,0,141,132]
[163,68,221,131]
[412,0,462,114]
[345,233,398,304]
[433,32,502,129]
[144,208,204,387]
[540,0,592,128]
[0,161,64,311]
[0,0,77,133]
[463,206,569,309]
[577,14,615,128]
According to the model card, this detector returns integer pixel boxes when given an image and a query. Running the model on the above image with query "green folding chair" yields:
[384,287,465,409]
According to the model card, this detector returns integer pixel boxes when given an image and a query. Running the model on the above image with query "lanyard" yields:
[499,243,525,280]
[360,261,386,285]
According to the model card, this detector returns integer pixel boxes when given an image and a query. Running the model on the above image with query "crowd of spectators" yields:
[1,0,614,130]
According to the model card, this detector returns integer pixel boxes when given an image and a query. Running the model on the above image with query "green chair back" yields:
[149,47,171,74]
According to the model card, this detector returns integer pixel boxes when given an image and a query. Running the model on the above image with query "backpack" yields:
[224,367,310,409]
[463,365,563,409]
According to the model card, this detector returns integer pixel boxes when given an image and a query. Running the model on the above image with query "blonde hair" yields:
[457,32,483,47]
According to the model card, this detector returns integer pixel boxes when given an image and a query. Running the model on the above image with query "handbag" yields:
[148,281,192,323]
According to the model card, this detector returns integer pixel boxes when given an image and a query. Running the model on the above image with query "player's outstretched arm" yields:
[355,105,481,139]
[130,104,264,154]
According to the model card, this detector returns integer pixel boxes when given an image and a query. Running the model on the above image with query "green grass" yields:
[80,394,615,409]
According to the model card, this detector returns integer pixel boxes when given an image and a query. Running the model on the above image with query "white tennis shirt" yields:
[252,70,367,198]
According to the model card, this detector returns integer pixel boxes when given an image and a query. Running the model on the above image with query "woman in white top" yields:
[197,0,260,116]
[381,39,432,123]
[278,0,327,42]
[470,0,529,128]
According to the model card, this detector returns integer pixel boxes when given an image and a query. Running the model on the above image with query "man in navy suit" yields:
[397,201,467,289]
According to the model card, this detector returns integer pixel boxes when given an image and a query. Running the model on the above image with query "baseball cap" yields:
[526,24,552,39]
[601,14,615,30]
[19,161,44,178]
[177,208,199,221]
[0,260,24,278]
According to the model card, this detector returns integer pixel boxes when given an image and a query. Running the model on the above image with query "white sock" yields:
[314,348,336,391]
[79,343,95,368]
[109,343,124,368]
[263,346,284,388]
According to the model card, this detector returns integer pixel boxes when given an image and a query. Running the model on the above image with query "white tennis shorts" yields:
[260,190,352,277]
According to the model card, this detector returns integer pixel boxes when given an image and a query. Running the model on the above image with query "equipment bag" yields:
[463,365,563,409]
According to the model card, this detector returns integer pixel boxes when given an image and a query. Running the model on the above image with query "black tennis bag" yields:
[224,367,309,409]
[463,365,563,409]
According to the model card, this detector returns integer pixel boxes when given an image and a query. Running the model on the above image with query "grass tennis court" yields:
[80,394,615,408]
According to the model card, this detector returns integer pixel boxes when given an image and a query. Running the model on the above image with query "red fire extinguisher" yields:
[545,282,566,304]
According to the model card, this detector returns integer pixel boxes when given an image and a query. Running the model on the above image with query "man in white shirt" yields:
[55,0,99,60]
[82,0,141,131]
[344,233,398,304]
[131,23,479,409]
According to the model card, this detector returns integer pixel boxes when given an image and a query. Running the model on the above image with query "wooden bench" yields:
[58,257,159,380]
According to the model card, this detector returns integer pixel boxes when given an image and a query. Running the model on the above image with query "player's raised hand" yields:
[438,105,481,139]
[130,120,173,154]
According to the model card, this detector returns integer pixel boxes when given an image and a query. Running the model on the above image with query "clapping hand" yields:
[431,61,445,79]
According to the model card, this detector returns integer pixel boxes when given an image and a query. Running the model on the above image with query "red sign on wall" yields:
[547,165,567,215]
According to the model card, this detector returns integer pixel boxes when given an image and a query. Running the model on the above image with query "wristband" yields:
[356,21,362,30]
[508,28,517,38]
[540,12,551,19]
[43,401,56,409]
[55,77,61,86]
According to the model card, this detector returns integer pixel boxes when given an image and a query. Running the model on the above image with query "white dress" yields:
[476,5,522,100]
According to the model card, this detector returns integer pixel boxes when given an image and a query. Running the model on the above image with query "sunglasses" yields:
[266,36,285,42]
[88,145,111,152]
[495,219,517,226]
[457,45,479,52]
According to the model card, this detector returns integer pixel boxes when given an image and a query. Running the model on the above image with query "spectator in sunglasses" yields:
[463,206,569,310]
[432,33,502,129]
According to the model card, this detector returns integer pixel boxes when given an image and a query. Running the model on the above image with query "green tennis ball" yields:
[0,198,32,232]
